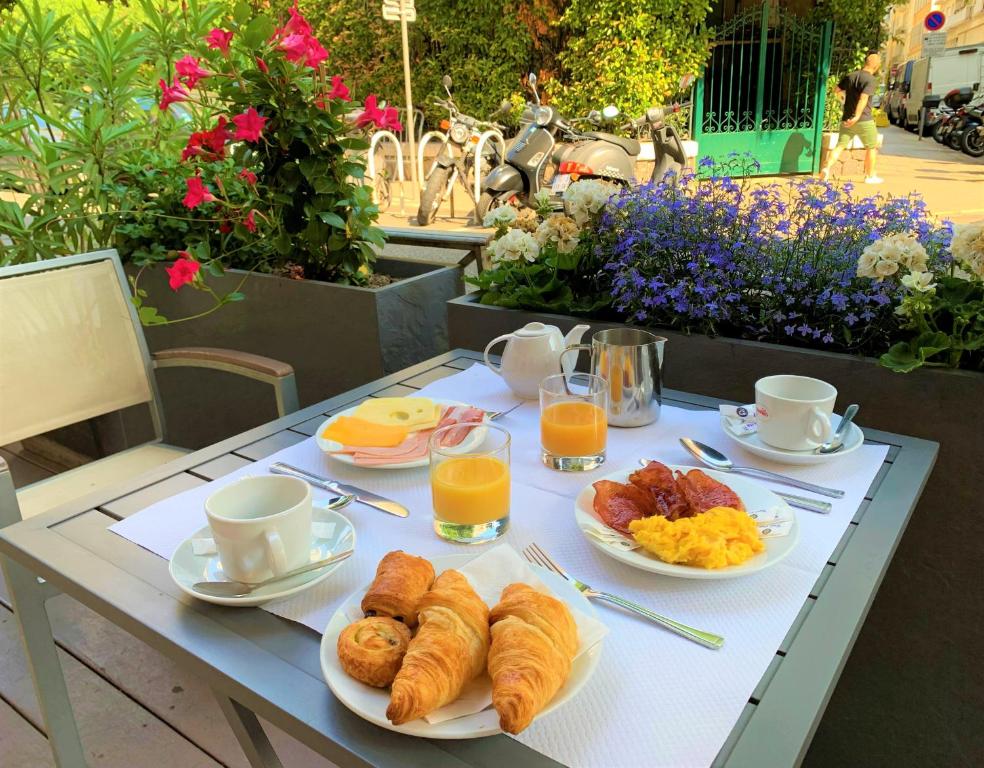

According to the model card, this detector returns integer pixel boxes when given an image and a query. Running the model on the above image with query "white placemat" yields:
[110,365,889,768]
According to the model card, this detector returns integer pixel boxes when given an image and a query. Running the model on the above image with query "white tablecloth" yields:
[111,364,888,768]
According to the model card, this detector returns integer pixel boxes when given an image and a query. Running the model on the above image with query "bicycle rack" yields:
[472,129,506,203]
[417,130,449,183]
[367,130,406,214]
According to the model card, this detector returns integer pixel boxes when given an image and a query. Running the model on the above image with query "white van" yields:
[904,45,984,133]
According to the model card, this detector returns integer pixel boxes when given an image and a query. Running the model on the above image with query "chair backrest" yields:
[0,250,163,446]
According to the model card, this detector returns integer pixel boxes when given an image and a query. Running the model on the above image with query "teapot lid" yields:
[514,322,557,338]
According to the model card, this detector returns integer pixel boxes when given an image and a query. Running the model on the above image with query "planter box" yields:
[115,257,462,448]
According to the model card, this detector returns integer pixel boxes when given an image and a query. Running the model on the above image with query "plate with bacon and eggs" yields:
[574,460,799,579]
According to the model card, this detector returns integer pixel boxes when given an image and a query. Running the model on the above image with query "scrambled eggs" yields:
[628,506,764,569]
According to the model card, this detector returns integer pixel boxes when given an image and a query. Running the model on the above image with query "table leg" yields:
[213,691,284,768]
[1,555,88,768]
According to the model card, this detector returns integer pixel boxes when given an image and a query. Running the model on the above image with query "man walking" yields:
[820,53,882,184]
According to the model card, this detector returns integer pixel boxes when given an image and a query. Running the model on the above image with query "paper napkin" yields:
[342,544,608,725]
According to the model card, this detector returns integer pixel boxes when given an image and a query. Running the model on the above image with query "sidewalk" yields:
[827,125,984,223]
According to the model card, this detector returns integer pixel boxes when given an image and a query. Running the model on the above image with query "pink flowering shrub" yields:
[129,2,399,324]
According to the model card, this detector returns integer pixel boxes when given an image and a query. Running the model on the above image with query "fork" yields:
[485,401,524,421]
[523,543,724,650]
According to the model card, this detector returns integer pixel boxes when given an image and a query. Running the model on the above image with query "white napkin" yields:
[415,362,528,416]
[720,403,758,436]
[342,544,608,725]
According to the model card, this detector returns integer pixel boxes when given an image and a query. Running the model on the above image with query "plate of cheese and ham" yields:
[316,397,488,469]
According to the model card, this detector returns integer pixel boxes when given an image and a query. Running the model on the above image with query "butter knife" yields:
[269,462,410,518]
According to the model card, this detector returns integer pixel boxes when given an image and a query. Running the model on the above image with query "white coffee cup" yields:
[205,475,312,582]
[755,375,837,451]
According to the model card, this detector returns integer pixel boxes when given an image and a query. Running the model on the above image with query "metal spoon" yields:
[679,438,846,499]
[815,404,859,454]
[193,549,354,598]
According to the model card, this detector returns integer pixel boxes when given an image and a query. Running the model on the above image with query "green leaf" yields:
[318,211,346,228]
[233,2,252,25]
[138,305,168,326]
[244,16,275,48]
[223,291,246,302]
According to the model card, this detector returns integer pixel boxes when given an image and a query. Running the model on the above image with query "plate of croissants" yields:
[321,549,604,738]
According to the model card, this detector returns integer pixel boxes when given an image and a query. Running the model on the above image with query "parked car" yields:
[904,46,984,134]
[886,60,915,125]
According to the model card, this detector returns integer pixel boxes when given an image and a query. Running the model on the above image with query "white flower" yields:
[488,228,539,263]
[562,179,619,225]
[482,205,517,229]
[875,259,899,278]
[857,250,879,278]
[532,189,552,209]
[900,270,936,293]
[859,233,929,281]
[534,214,581,254]
[950,220,984,280]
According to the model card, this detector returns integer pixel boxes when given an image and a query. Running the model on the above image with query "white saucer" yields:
[320,553,602,739]
[574,465,798,580]
[315,399,489,470]
[169,507,355,607]
[720,413,864,466]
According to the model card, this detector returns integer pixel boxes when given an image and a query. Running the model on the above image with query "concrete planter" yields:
[124,257,462,448]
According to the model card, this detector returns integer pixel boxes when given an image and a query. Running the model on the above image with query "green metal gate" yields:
[693,2,833,176]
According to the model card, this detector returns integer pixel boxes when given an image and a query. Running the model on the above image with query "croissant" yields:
[488,583,578,734]
[361,550,435,627]
[386,570,490,725]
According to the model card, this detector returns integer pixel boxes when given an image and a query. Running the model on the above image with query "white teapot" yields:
[484,322,591,399]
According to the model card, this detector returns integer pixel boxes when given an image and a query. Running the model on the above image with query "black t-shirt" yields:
[839,70,877,122]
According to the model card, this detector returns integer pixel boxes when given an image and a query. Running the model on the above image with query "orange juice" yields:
[431,456,510,525]
[540,401,607,456]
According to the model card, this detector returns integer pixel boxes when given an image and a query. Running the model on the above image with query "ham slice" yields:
[436,406,486,447]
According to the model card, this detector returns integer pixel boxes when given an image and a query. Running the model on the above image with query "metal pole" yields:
[918,107,925,141]
[400,3,417,188]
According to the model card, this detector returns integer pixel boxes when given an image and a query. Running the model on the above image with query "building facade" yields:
[885,0,984,81]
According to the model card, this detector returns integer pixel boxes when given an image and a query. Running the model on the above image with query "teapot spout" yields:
[564,323,590,348]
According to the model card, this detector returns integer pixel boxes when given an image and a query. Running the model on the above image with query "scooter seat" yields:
[582,132,641,156]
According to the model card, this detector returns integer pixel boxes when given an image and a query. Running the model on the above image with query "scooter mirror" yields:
[587,109,602,125]
[602,105,620,121]
[528,72,537,88]
[442,75,452,89]
[498,98,513,115]
[679,74,696,91]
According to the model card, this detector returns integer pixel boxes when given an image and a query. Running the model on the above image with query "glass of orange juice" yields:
[429,423,510,544]
[539,373,608,471]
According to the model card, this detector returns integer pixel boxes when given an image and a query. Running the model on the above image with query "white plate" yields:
[319,553,602,739]
[720,413,864,466]
[315,399,489,470]
[169,507,355,607]
[574,465,798,580]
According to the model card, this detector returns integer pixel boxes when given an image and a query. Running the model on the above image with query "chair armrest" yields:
[152,347,299,416]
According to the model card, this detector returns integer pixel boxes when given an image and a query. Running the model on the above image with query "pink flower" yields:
[175,55,210,89]
[355,94,402,132]
[203,116,232,155]
[243,209,258,233]
[165,252,201,290]
[284,2,313,36]
[238,168,258,185]
[232,107,268,142]
[303,37,328,69]
[327,75,351,101]
[256,56,269,74]
[182,176,216,209]
[205,28,233,54]
[279,33,309,63]
[158,78,189,111]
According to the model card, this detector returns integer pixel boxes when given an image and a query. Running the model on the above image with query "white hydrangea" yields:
[857,233,929,281]
[488,228,540,263]
[534,214,581,254]
[562,179,619,225]
[900,270,936,293]
[532,188,552,210]
[950,220,984,280]
[482,205,517,229]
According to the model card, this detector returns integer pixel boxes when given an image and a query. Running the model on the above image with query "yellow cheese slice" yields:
[321,416,409,447]
[353,398,441,429]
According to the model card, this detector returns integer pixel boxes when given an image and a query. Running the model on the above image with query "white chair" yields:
[0,249,299,526]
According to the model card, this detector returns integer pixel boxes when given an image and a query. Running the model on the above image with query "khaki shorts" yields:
[836,120,879,149]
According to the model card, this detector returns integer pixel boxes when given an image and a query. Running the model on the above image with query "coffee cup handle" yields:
[263,530,289,576]
[808,408,833,446]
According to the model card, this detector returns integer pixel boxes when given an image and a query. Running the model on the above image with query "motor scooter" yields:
[946,91,984,150]
[477,73,640,219]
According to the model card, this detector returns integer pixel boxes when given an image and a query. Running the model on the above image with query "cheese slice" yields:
[321,416,409,447]
[353,398,442,429]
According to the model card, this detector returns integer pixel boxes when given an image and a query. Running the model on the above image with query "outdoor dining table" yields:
[0,350,938,768]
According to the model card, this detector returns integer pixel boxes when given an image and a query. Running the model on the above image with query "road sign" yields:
[382,0,416,22]
[924,10,945,32]
[922,31,947,57]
